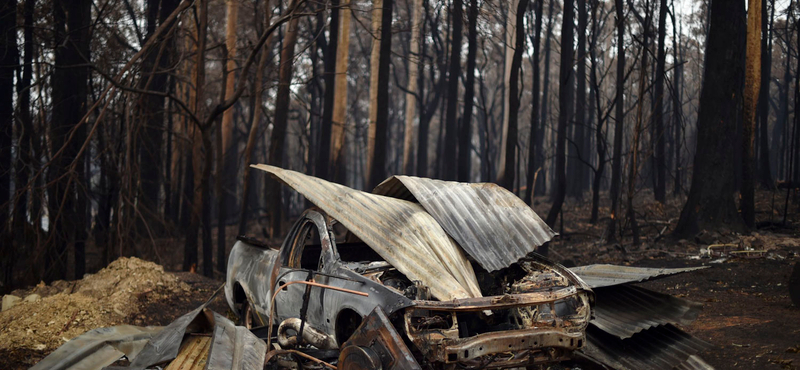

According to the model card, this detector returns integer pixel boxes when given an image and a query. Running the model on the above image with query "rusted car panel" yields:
[251,164,481,301]
[374,176,557,271]
[339,307,421,369]
[226,210,415,346]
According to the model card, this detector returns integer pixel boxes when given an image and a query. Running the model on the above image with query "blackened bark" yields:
[569,0,587,198]
[670,3,682,195]
[0,0,18,290]
[317,0,339,181]
[589,0,605,224]
[525,0,544,205]
[48,0,91,281]
[653,0,667,203]
[545,0,573,231]
[140,0,179,220]
[13,0,35,249]
[269,5,301,237]
[538,0,554,194]
[674,0,747,237]
[368,0,393,188]
[606,0,625,242]
[184,0,208,272]
[444,0,463,181]
[459,0,478,182]
[758,0,774,188]
[501,0,529,191]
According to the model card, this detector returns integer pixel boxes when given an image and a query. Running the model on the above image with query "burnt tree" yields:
[675,0,747,236]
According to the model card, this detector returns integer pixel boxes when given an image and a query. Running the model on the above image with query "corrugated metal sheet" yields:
[205,311,268,369]
[30,325,161,370]
[591,285,703,339]
[582,324,713,370]
[252,165,482,300]
[373,176,556,272]
[569,264,708,288]
[34,306,267,370]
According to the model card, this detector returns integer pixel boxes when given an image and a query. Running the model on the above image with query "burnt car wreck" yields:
[224,165,712,369]
[33,165,712,370]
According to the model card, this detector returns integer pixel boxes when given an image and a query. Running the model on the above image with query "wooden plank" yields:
[165,335,211,370]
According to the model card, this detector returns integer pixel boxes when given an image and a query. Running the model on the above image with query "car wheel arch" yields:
[335,308,363,345]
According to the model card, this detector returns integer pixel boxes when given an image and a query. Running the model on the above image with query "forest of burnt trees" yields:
[0,0,797,292]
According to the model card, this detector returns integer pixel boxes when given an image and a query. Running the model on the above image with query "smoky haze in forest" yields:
[0,0,796,290]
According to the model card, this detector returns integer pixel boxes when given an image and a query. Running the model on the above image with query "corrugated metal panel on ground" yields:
[373,176,556,272]
[569,264,708,288]
[29,325,162,370]
[591,285,704,339]
[583,324,713,370]
[34,305,268,370]
[252,165,482,300]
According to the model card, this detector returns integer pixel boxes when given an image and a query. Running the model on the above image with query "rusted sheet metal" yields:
[582,324,712,370]
[339,307,421,369]
[569,264,708,288]
[252,164,481,301]
[126,307,265,370]
[125,305,211,369]
[373,176,556,272]
[34,306,266,370]
[591,285,703,339]
[205,311,268,370]
[30,325,161,370]
[412,286,578,311]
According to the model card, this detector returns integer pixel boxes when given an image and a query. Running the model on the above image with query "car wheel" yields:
[239,301,260,329]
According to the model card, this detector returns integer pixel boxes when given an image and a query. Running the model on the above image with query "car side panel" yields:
[225,240,280,319]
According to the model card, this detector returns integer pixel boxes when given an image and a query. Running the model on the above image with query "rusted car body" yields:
[225,165,593,369]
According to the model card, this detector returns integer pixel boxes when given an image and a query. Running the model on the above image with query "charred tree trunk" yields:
[544,0,573,232]
[757,0,774,189]
[140,0,179,224]
[403,0,423,175]
[239,0,275,236]
[330,4,351,182]
[0,0,18,289]
[538,0,554,194]
[742,0,762,229]
[48,0,91,281]
[606,0,625,242]
[459,0,478,182]
[501,0,529,190]
[444,0,463,181]
[269,4,302,237]
[368,0,393,188]
[675,0,747,237]
[184,0,208,272]
[366,0,382,184]
[569,0,587,198]
[653,0,667,203]
[589,0,605,224]
[317,0,339,181]
[525,0,544,205]
[670,3,683,196]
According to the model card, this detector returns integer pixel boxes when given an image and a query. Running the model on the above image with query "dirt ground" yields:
[0,257,228,369]
[544,188,800,369]
[1,188,799,369]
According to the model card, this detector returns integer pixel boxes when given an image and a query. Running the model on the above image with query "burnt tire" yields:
[239,301,259,329]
